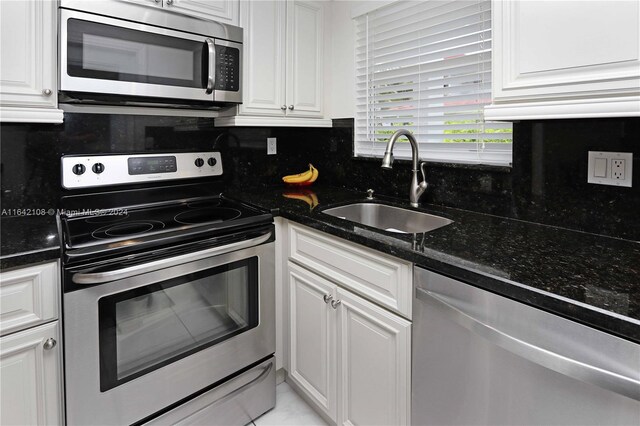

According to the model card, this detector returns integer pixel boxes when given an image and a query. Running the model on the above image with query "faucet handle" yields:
[366,189,374,200]
[419,162,429,191]
[419,162,427,182]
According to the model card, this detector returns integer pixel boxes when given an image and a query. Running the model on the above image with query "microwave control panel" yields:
[61,152,223,189]
[215,46,240,92]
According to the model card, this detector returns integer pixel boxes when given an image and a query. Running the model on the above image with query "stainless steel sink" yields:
[321,203,453,234]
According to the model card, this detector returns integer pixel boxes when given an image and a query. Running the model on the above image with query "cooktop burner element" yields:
[85,213,130,224]
[187,199,222,209]
[174,208,241,225]
[92,220,165,240]
[61,188,272,258]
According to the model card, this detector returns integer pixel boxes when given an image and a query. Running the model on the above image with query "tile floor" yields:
[251,382,327,426]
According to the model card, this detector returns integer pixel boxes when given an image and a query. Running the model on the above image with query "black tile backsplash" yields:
[220,117,639,240]
[1,113,638,240]
[510,119,640,240]
[1,113,224,210]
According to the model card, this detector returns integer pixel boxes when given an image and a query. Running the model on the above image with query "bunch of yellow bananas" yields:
[282,163,319,185]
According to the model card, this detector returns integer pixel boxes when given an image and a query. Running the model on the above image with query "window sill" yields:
[352,156,512,173]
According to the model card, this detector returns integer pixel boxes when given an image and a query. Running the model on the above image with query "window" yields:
[354,0,512,165]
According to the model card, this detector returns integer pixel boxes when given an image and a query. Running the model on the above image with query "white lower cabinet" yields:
[0,261,63,425]
[288,262,337,420]
[0,321,63,426]
[287,261,411,425]
[337,287,411,426]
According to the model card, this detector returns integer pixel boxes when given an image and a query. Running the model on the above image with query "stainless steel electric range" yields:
[59,152,275,425]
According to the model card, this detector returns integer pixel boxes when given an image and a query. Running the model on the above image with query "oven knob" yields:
[207,157,217,167]
[195,158,204,167]
[92,163,105,174]
[72,164,86,175]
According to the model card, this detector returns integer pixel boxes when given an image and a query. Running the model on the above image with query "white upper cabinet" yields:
[217,0,329,126]
[164,0,239,26]
[486,0,640,120]
[123,0,239,25]
[0,0,63,123]
[285,0,324,118]
[237,0,287,116]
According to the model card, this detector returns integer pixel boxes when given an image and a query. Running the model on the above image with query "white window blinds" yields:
[354,0,512,165]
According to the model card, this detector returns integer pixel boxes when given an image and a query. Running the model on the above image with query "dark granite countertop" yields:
[0,215,61,270]
[225,185,640,344]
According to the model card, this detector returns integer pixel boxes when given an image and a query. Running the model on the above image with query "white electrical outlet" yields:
[587,151,633,187]
[612,159,625,180]
[267,137,277,155]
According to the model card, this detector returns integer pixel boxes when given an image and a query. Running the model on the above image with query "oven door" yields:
[59,9,241,105]
[64,238,274,425]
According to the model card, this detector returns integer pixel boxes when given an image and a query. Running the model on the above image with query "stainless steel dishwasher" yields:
[412,267,640,426]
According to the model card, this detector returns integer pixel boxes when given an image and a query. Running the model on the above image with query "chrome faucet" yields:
[381,129,428,207]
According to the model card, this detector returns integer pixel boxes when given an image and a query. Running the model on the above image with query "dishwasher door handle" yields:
[416,287,640,401]
[72,231,272,285]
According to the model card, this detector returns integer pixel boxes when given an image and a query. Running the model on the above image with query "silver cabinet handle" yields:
[43,338,57,350]
[330,299,341,309]
[205,38,216,94]
[416,287,640,401]
[73,231,272,284]
[366,189,374,200]
[280,105,287,111]
[42,89,52,96]
[323,294,332,304]
[288,105,294,110]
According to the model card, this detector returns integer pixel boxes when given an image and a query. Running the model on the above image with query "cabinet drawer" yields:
[0,262,59,336]
[288,224,412,318]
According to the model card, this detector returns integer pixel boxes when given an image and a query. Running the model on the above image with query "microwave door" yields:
[60,9,213,102]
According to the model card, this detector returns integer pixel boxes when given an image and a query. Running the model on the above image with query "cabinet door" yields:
[0,322,63,426]
[285,0,324,118]
[238,0,287,116]
[0,0,62,123]
[119,0,163,7]
[166,0,239,25]
[0,262,59,337]
[336,287,411,426]
[491,1,640,105]
[287,263,337,421]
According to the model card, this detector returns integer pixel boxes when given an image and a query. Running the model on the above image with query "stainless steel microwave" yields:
[59,0,242,109]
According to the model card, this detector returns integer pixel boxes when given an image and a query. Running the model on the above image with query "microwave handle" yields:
[205,38,216,94]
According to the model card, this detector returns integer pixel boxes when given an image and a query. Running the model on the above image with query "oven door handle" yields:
[72,230,272,285]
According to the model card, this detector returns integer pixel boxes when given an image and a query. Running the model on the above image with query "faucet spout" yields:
[380,129,428,207]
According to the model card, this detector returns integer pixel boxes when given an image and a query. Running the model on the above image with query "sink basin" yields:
[321,203,453,234]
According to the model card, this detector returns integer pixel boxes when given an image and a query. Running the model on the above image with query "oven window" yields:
[67,19,204,88]
[98,258,258,391]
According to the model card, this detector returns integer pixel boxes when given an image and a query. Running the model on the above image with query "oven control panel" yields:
[61,152,222,189]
